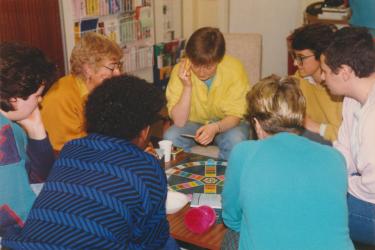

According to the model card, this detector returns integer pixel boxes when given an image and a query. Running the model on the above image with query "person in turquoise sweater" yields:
[0,42,56,240]
[222,75,354,250]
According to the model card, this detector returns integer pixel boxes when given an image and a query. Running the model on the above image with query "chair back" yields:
[223,33,262,85]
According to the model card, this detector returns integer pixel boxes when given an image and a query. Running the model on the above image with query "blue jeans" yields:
[347,193,375,245]
[164,121,250,160]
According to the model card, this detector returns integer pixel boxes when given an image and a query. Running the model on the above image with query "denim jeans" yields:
[164,121,250,160]
[347,193,375,245]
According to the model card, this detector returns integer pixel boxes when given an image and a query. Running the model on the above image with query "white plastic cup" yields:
[158,140,173,162]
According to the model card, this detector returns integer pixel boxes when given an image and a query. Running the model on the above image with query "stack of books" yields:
[318,6,350,20]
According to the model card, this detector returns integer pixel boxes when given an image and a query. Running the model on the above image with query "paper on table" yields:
[190,193,222,209]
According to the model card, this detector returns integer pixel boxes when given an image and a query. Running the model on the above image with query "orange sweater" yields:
[41,75,88,151]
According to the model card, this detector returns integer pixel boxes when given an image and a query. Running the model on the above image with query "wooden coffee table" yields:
[164,152,228,250]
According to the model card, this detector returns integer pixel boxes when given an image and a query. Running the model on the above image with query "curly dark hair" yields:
[291,23,337,60]
[85,75,166,140]
[185,27,225,66]
[324,27,375,78]
[0,42,57,112]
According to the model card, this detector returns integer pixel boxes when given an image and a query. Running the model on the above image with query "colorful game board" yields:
[167,158,227,194]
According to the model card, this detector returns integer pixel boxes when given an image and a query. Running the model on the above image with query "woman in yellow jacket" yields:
[290,23,343,144]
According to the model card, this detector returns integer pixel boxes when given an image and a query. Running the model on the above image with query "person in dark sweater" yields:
[0,42,56,239]
[3,75,179,249]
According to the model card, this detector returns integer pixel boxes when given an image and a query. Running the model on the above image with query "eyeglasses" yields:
[190,63,217,73]
[103,62,123,72]
[292,54,315,66]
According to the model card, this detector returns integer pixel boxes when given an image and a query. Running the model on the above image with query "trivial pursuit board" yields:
[166,159,227,194]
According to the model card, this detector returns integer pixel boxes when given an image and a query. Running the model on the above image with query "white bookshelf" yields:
[59,0,181,83]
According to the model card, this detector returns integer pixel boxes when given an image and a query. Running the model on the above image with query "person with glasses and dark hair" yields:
[321,27,375,246]
[41,32,123,152]
[290,23,342,144]
[3,75,180,250]
[0,42,56,240]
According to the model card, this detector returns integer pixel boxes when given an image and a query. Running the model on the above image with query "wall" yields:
[229,0,317,77]
[182,0,229,39]
[0,0,65,77]
[154,0,182,43]
[180,0,316,77]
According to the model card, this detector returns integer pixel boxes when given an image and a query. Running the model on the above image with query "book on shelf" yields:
[321,6,350,13]
[72,0,123,19]
[123,45,153,73]
[103,16,120,43]
[72,0,86,19]
[80,18,99,34]
[153,39,185,90]
[135,6,153,40]
[71,0,154,45]
[190,193,222,209]
[318,12,349,20]
[318,6,350,20]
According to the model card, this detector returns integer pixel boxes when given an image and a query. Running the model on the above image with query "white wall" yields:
[154,0,182,43]
[229,0,304,77]
[182,0,229,39]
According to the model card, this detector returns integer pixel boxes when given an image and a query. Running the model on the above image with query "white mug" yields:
[158,140,173,162]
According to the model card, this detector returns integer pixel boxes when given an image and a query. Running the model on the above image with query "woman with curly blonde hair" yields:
[41,32,123,151]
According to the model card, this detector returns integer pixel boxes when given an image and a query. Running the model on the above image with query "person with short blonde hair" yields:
[246,75,305,135]
[70,32,123,78]
[41,32,123,151]
[222,75,354,250]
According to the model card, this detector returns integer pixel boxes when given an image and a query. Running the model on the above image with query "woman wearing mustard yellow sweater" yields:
[290,23,343,144]
[41,32,123,151]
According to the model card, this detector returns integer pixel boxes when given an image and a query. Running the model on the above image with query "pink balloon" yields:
[184,205,216,234]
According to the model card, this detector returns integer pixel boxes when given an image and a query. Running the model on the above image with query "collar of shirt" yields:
[204,76,215,89]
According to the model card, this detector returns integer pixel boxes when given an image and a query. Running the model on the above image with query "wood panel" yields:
[164,152,227,249]
[168,205,227,250]
[0,0,65,76]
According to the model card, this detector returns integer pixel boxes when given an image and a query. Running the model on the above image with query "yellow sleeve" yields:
[324,124,339,142]
[295,73,342,142]
[41,77,87,151]
[220,62,250,118]
[165,63,184,117]
[323,102,342,141]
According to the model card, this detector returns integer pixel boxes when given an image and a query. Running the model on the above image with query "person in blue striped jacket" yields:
[3,75,179,250]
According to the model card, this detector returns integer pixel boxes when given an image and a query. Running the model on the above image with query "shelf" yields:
[304,12,349,26]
